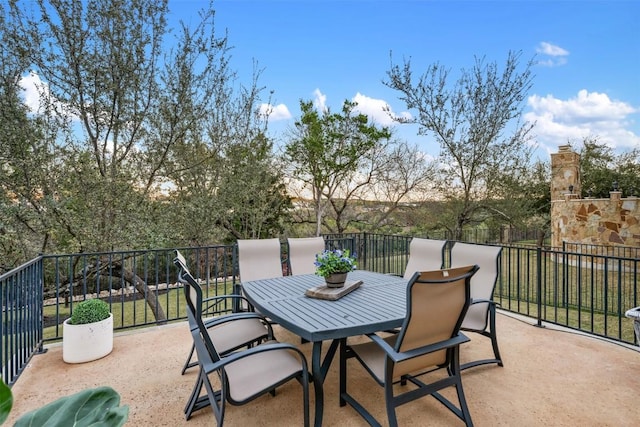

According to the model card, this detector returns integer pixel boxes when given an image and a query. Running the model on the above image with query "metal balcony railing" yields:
[2,233,638,386]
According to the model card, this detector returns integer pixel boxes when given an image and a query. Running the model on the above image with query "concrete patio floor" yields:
[7,311,640,426]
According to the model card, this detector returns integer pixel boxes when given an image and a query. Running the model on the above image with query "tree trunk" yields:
[536,229,547,248]
[113,265,167,324]
[315,198,323,237]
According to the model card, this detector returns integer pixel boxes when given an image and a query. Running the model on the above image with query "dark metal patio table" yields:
[241,270,407,427]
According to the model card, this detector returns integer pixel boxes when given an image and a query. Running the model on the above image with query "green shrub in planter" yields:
[69,299,110,325]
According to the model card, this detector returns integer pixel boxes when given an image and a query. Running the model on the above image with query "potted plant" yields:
[62,298,113,363]
[314,249,357,288]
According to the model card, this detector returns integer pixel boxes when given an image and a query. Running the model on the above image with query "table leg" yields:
[310,339,341,427]
[339,338,347,407]
[311,341,324,427]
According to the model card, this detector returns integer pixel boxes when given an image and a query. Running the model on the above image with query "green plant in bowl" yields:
[69,299,110,325]
[314,249,357,277]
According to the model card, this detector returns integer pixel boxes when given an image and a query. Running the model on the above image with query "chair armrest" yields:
[202,294,255,315]
[202,311,271,330]
[366,333,398,354]
[366,332,470,364]
[203,342,308,374]
[470,298,500,307]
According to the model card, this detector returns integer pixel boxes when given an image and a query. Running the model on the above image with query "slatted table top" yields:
[242,270,408,342]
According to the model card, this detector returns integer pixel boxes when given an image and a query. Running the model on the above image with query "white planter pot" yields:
[62,313,114,364]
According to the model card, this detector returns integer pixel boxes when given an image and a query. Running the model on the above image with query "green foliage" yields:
[3,383,129,427]
[385,51,535,239]
[0,0,292,266]
[1,379,128,427]
[69,299,111,325]
[579,137,640,198]
[314,249,357,277]
[216,134,292,240]
[285,99,395,234]
[0,380,11,425]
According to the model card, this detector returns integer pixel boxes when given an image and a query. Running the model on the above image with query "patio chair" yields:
[402,237,448,279]
[450,242,504,370]
[236,238,285,313]
[287,236,325,275]
[237,238,284,282]
[384,237,448,334]
[340,265,479,427]
[175,255,310,426]
[174,251,274,375]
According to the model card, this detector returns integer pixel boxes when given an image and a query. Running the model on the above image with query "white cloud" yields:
[351,93,412,126]
[535,42,569,67]
[313,88,327,113]
[525,90,640,153]
[537,42,569,57]
[19,71,45,112]
[283,90,412,128]
[19,71,80,122]
[259,103,291,121]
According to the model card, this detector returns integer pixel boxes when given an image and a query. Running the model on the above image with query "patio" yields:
[7,311,639,426]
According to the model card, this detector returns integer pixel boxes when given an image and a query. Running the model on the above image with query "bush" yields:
[69,299,110,325]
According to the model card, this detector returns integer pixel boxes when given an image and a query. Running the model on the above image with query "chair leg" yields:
[452,348,474,427]
[299,366,311,427]
[488,306,503,366]
[384,381,399,427]
[182,343,197,375]
[460,305,503,371]
[201,371,225,427]
[184,374,203,419]
[456,383,474,427]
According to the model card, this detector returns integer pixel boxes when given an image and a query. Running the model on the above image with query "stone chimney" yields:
[551,145,581,201]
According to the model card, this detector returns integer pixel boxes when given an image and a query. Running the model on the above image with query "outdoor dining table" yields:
[241,270,408,427]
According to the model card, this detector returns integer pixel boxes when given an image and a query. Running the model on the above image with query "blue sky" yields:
[18,1,636,162]
[167,0,639,162]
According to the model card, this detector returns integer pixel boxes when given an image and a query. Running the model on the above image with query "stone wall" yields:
[550,146,640,250]
[551,192,640,249]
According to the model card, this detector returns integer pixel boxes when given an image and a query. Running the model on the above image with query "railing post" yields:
[231,243,240,314]
[535,247,544,328]
[562,241,568,308]
[361,232,368,271]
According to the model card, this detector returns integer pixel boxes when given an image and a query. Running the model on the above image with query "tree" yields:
[5,0,174,253]
[164,66,288,243]
[2,0,286,320]
[285,100,435,235]
[214,134,292,240]
[328,139,436,233]
[284,100,386,235]
[0,5,53,271]
[284,99,396,235]
[3,0,285,250]
[579,136,640,198]
[385,50,536,239]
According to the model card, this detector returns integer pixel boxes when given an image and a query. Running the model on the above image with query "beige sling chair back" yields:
[340,264,479,427]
